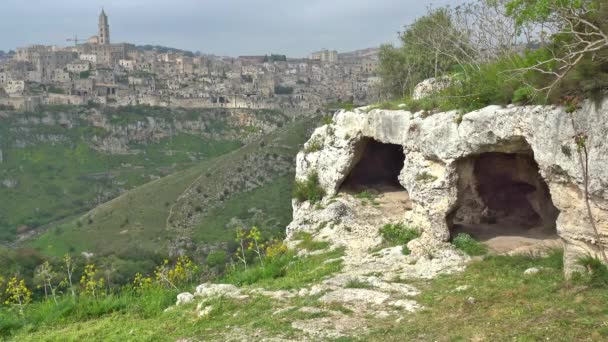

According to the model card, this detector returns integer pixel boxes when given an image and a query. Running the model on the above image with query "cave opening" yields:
[341,139,406,191]
[339,138,411,211]
[448,152,561,253]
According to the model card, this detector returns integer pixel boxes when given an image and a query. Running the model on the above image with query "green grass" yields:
[292,232,331,252]
[452,233,488,256]
[1,247,344,340]
[379,223,420,247]
[8,249,608,341]
[220,248,344,290]
[193,175,293,244]
[365,250,608,341]
[292,172,326,204]
[354,191,380,206]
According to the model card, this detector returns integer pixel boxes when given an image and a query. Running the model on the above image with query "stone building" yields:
[310,49,339,63]
[76,10,134,66]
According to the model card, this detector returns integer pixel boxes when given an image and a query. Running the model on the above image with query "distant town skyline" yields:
[1,0,461,57]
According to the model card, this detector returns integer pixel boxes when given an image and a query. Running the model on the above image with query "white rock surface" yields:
[292,99,608,274]
[412,77,451,100]
[194,284,242,298]
[524,267,541,275]
[176,292,194,306]
[319,288,391,308]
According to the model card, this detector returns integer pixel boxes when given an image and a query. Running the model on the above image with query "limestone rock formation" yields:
[412,76,451,100]
[292,98,608,275]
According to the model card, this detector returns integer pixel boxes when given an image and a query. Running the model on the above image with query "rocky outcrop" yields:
[412,76,451,100]
[292,98,608,275]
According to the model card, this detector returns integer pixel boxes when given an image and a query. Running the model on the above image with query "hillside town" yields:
[0,10,379,112]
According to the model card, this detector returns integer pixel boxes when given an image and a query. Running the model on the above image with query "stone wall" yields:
[294,99,608,275]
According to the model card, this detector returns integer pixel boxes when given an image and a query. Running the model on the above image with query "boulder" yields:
[194,283,242,298]
[176,292,194,306]
[412,77,451,100]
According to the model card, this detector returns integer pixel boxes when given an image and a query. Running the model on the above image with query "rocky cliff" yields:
[290,98,608,275]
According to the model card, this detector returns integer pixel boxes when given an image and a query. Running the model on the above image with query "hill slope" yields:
[27,115,320,260]
[0,105,289,243]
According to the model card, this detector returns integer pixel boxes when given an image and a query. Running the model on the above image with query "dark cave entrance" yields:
[341,138,406,192]
[448,152,561,253]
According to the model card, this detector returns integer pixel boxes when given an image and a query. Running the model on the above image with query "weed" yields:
[293,232,330,251]
[452,233,488,256]
[415,172,437,183]
[380,223,420,246]
[293,172,326,204]
[303,137,323,153]
[344,279,373,289]
[576,255,608,287]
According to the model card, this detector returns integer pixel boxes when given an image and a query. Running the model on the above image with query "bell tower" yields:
[98,9,110,45]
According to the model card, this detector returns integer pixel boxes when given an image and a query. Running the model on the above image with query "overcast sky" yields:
[1,0,462,57]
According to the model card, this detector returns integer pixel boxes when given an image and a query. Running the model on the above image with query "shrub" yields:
[380,223,420,246]
[576,255,608,288]
[321,116,333,125]
[452,233,488,256]
[206,251,227,268]
[303,137,323,153]
[512,85,535,105]
[293,172,325,204]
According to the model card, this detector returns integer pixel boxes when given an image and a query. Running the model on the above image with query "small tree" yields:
[62,253,76,298]
[507,0,608,94]
[80,264,105,298]
[235,228,248,268]
[247,226,265,266]
[132,272,153,293]
[4,276,32,315]
[34,261,58,304]
[154,260,178,289]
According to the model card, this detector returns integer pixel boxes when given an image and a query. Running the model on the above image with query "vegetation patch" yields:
[292,232,330,252]
[303,137,323,153]
[292,172,326,204]
[415,172,437,183]
[452,233,488,256]
[344,279,373,289]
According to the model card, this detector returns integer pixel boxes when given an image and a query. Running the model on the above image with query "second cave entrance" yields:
[448,152,561,253]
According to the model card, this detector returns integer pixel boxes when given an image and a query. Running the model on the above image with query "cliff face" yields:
[292,99,608,275]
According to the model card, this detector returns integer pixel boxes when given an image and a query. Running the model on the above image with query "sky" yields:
[0,0,462,57]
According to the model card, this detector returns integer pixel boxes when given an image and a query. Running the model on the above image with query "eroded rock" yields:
[292,99,608,275]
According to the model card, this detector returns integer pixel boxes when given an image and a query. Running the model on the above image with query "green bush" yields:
[206,250,227,268]
[380,223,420,246]
[452,233,488,256]
[576,255,608,288]
[222,252,293,286]
[512,85,535,105]
[292,172,325,204]
[303,138,323,153]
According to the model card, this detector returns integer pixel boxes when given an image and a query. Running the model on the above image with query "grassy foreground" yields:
[4,249,608,341]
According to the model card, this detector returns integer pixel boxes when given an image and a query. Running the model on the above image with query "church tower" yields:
[98,9,110,45]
